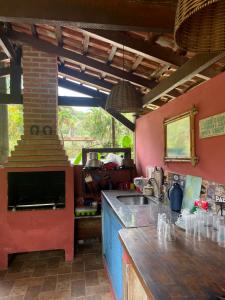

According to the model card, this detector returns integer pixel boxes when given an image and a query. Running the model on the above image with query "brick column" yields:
[6,45,69,167]
[22,45,58,137]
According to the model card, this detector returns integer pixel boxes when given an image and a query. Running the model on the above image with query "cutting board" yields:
[182,175,202,211]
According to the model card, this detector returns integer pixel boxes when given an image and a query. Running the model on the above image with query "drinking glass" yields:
[164,221,176,241]
[157,213,166,237]
[217,217,225,247]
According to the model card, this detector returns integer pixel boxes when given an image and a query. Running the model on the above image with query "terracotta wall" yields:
[136,72,225,184]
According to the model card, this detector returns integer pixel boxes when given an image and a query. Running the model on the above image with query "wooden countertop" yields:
[119,226,225,300]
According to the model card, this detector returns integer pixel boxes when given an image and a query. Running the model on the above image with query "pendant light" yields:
[106,46,142,113]
[174,0,225,52]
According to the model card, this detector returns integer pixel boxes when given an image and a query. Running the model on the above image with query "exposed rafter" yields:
[58,65,113,91]
[58,78,107,100]
[131,56,143,72]
[55,25,63,47]
[85,29,187,67]
[83,34,89,55]
[31,24,38,38]
[8,30,156,89]
[143,51,225,106]
[107,45,117,64]
[0,0,175,32]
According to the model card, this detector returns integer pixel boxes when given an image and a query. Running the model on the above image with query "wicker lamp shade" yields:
[174,0,225,52]
[106,81,142,113]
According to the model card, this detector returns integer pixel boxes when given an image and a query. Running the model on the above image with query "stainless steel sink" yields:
[117,195,150,205]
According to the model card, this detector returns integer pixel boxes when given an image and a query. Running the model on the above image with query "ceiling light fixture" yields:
[106,46,142,113]
[175,0,225,52]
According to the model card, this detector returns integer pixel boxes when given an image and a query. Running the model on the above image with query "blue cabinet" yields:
[102,199,123,300]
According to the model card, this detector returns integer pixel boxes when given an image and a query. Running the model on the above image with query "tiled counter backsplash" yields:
[166,171,225,213]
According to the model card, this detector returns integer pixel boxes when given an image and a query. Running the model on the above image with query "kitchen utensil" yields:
[149,178,160,198]
[153,167,164,192]
[143,183,154,196]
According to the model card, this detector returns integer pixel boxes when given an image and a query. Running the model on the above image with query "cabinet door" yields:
[102,200,111,269]
[126,263,149,300]
[111,211,123,300]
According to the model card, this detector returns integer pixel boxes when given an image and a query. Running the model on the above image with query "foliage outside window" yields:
[7,105,134,163]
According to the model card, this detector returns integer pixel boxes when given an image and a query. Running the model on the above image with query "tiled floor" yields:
[0,241,114,300]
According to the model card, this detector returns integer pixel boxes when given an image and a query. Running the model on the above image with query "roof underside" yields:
[1,8,225,112]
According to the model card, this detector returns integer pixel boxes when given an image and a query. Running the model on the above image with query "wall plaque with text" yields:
[199,112,225,139]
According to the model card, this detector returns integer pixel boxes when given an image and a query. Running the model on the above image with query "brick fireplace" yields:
[0,46,74,269]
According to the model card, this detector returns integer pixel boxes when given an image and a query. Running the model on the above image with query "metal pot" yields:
[88,152,98,160]
[85,158,103,169]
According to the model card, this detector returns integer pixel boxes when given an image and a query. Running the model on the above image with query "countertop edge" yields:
[119,228,156,300]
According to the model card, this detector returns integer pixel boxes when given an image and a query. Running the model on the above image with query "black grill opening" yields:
[8,171,65,211]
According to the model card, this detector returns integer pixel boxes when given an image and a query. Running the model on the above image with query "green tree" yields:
[8,105,23,152]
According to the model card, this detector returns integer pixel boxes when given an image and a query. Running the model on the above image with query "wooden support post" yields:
[112,118,116,148]
[10,47,22,97]
[0,76,9,164]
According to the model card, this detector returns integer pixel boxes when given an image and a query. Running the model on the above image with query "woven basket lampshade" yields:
[106,81,142,113]
[175,0,225,52]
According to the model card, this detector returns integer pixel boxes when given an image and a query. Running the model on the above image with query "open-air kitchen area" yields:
[0,1,225,299]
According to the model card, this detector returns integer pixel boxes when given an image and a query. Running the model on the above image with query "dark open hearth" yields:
[8,171,65,211]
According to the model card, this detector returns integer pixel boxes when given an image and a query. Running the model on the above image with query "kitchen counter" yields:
[102,190,175,228]
[102,190,157,228]
[119,226,225,300]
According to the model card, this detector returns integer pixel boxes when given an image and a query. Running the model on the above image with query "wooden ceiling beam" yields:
[105,109,135,132]
[0,1,175,32]
[0,93,22,104]
[0,93,104,107]
[8,30,156,89]
[0,66,10,77]
[143,51,225,105]
[58,65,113,91]
[58,96,105,107]
[58,78,107,100]
[85,29,187,67]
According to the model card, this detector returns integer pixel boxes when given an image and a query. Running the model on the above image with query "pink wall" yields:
[136,72,225,184]
[0,166,74,269]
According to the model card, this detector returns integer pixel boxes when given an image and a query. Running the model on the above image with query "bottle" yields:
[168,183,183,212]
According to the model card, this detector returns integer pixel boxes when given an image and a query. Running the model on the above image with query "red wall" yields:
[136,72,225,184]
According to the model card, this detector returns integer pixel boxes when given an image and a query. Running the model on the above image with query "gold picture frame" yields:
[164,106,198,166]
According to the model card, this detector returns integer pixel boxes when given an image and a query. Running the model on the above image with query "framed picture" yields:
[164,106,198,166]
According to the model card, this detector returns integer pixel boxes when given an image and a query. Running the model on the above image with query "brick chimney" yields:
[5,45,69,167]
